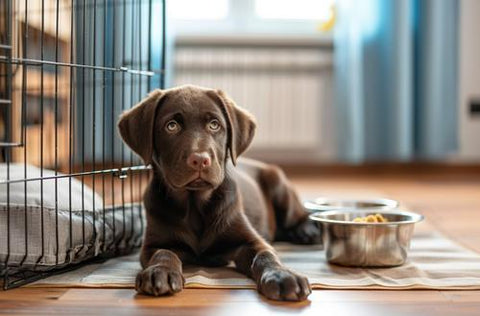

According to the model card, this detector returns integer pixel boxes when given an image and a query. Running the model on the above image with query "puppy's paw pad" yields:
[135,265,184,296]
[258,268,311,301]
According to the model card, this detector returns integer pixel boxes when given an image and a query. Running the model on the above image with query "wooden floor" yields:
[1,172,480,315]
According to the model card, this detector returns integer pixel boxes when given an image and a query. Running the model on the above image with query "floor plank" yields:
[1,288,480,316]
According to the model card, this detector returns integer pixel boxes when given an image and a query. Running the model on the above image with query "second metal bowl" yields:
[304,197,399,212]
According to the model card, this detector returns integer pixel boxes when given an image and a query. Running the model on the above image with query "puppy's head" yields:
[118,85,256,191]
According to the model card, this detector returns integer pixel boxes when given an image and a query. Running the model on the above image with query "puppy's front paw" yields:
[258,268,311,301]
[135,264,185,296]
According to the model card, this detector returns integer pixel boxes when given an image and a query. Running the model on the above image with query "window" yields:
[170,0,336,35]
[255,0,334,21]
[170,0,229,20]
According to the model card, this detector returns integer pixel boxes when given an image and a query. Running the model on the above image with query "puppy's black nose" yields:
[187,152,211,170]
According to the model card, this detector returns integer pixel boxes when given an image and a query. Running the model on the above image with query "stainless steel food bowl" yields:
[304,197,399,212]
[309,210,424,267]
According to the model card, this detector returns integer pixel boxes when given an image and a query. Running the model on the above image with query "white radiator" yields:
[173,40,333,155]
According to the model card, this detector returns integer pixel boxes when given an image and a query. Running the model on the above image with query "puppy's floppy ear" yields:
[117,89,166,165]
[208,89,256,165]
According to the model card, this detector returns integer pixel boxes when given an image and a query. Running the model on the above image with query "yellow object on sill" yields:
[317,4,336,31]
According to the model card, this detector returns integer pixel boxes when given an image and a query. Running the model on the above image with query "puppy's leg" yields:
[234,239,311,301]
[259,165,321,244]
[135,248,186,296]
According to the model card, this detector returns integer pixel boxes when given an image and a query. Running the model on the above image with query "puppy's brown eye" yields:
[165,120,180,133]
[208,119,220,131]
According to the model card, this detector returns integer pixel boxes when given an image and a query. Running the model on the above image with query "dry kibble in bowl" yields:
[353,213,388,223]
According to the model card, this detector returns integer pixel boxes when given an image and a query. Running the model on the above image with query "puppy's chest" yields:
[175,209,225,257]
[185,207,204,239]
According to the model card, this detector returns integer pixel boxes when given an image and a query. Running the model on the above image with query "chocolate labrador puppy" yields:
[118,85,320,301]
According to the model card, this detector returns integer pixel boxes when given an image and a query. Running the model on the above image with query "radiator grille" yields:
[174,45,333,151]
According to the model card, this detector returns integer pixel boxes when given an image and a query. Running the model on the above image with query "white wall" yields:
[458,0,480,161]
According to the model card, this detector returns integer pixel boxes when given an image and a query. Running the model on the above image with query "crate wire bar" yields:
[0,0,166,289]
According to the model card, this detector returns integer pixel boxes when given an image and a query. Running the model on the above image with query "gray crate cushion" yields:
[0,163,144,271]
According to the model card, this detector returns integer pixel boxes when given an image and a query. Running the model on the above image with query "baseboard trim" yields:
[278,162,480,177]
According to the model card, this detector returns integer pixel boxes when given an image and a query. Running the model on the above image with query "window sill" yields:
[174,33,333,49]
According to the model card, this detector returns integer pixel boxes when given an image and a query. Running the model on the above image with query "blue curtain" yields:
[334,0,458,162]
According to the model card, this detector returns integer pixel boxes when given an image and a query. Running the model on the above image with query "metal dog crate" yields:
[0,0,166,289]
